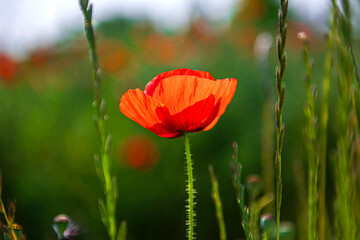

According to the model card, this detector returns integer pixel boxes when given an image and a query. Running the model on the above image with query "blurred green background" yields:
[0,0,359,239]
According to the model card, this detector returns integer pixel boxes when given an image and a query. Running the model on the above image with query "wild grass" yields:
[331,0,358,238]
[80,0,126,239]
[318,0,336,238]
[274,0,289,238]
[298,32,318,240]
[1,0,360,239]
[209,165,226,240]
[231,142,251,239]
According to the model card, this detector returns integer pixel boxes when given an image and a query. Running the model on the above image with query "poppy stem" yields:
[184,134,195,240]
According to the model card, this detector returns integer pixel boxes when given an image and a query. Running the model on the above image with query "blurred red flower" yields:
[143,34,177,64]
[120,135,159,170]
[98,40,130,74]
[119,68,237,138]
[0,53,16,82]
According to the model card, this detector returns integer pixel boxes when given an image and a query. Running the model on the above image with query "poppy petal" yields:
[149,95,220,136]
[203,78,237,131]
[144,68,215,96]
[119,89,180,138]
[150,76,236,116]
[194,70,215,80]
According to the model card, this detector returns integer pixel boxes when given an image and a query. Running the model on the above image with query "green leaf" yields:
[116,221,127,240]
[86,3,93,20]
[98,199,109,230]
[79,0,89,13]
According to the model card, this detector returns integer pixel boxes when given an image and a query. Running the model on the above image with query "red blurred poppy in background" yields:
[119,68,237,138]
[0,53,16,83]
[119,135,159,170]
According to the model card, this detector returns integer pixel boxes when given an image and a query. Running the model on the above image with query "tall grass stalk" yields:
[209,165,226,240]
[184,134,195,240]
[231,142,251,240]
[298,32,319,240]
[79,1,126,239]
[274,0,289,239]
[332,0,357,238]
[318,1,336,238]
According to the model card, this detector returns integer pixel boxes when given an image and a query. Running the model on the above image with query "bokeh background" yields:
[0,0,359,239]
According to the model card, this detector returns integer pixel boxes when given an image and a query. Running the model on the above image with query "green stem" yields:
[319,2,336,238]
[299,32,318,240]
[332,1,357,238]
[80,1,118,240]
[184,134,195,240]
[232,142,251,239]
[209,165,227,240]
[275,1,289,239]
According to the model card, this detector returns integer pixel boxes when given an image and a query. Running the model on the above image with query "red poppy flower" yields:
[119,68,237,138]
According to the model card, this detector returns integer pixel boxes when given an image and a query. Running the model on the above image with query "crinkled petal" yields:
[148,95,220,137]
[119,89,180,138]
[150,75,237,120]
[194,70,215,80]
[144,68,215,96]
[203,78,237,131]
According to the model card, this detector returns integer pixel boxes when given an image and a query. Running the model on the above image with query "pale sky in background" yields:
[0,0,332,58]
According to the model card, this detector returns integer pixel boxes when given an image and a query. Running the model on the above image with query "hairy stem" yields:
[184,134,195,240]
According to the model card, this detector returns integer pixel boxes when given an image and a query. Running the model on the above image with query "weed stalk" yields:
[318,1,336,238]
[332,0,358,238]
[209,165,227,240]
[231,142,251,240]
[79,1,126,239]
[298,32,319,240]
[274,0,289,239]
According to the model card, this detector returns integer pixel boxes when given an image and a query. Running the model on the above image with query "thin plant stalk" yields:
[184,134,195,240]
[79,1,124,240]
[231,142,251,240]
[298,32,319,240]
[209,165,227,240]
[274,0,289,239]
[318,1,336,238]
